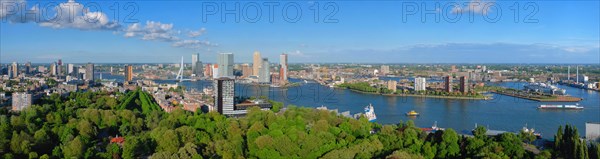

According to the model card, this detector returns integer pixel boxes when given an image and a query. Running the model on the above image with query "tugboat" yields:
[364,104,377,122]
[406,110,419,116]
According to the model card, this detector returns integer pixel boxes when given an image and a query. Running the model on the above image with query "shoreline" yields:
[341,87,491,100]
[491,90,582,102]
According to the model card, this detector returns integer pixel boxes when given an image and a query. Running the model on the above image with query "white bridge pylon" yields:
[176,56,184,82]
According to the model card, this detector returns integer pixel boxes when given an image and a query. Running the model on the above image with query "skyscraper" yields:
[444,76,453,92]
[253,51,261,76]
[217,53,234,78]
[381,65,390,75]
[192,53,199,76]
[212,64,219,79]
[50,62,57,76]
[67,64,74,76]
[12,92,32,111]
[459,76,468,93]
[25,62,31,75]
[125,65,133,82]
[7,65,13,79]
[279,53,288,83]
[241,63,252,78]
[11,62,18,78]
[57,59,63,75]
[205,64,212,78]
[195,61,203,78]
[214,77,236,115]
[414,77,427,91]
[387,80,397,92]
[85,63,95,81]
[259,58,270,83]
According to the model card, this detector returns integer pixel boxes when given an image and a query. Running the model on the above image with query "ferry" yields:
[364,104,377,122]
[538,103,584,109]
[406,110,419,116]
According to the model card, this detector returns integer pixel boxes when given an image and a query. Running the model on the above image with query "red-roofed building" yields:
[110,136,125,146]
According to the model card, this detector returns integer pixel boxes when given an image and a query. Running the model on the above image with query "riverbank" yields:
[246,82,302,88]
[341,87,491,100]
[383,93,492,100]
[491,90,582,102]
[558,83,600,92]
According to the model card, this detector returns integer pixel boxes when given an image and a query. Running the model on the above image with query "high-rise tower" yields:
[253,51,261,76]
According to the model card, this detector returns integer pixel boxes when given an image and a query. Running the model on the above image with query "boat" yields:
[421,121,445,132]
[524,82,566,95]
[522,124,542,139]
[538,103,584,109]
[364,104,377,122]
[406,110,419,116]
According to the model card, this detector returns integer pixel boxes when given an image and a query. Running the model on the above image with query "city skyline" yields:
[1,0,599,63]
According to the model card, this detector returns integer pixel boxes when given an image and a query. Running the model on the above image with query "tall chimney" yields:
[567,66,570,81]
[576,65,579,83]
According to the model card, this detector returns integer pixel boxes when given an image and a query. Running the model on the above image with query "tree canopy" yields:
[0,90,597,159]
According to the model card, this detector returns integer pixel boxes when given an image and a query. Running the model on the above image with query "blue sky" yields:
[1,0,599,64]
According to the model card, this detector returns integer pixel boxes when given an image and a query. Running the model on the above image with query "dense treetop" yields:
[0,90,598,159]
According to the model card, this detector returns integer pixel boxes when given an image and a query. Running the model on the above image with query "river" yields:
[100,72,598,138]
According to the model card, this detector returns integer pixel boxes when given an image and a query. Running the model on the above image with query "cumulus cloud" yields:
[187,28,206,37]
[1,0,42,23]
[451,0,495,15]
[1,0,119,29]
[123,21,216,49]
[38,0,119,30]
[0,0,25,19]
[2,0,216,50]
[123,21,179,42]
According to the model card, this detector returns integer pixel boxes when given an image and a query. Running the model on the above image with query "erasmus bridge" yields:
[174,56,192,82]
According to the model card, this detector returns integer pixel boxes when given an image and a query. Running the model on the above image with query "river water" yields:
[99,72,598,138]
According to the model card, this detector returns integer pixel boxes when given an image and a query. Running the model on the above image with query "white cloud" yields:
[3,0,217,50]
[123,21,216,48]
[451,0,494,15]
[124,21,179,42]
[1,0,41,23]
[562,46,598,53]
[38,0,119,30]
[0,0,25,19]
[188,28,206,37]
[1,0,119,29]
[172,39,217,49]
[288,50,310,57]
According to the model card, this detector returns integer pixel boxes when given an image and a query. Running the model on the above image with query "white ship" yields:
[538,103,584,109]
[364,104,377,122]
[524,82,566,95]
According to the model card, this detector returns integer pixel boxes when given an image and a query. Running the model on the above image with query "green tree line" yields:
[0,90,598,159]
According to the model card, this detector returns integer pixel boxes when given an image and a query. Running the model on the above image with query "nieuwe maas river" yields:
[99,73,599,138]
